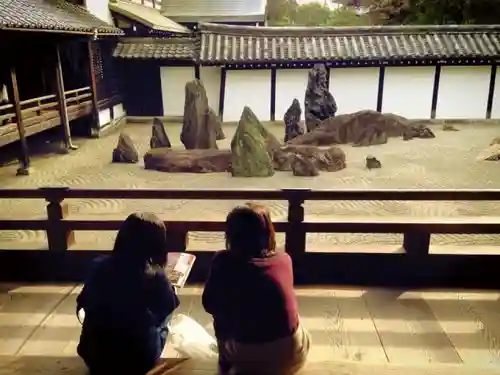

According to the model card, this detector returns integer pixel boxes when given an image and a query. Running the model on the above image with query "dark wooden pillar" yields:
[87,41,100,137]
[55,45,77,151]
[430,65,442,119]
[270,67,276,121]
[218,67,227,121]
[486,64,497,119]
[10,66,30,176]
[376,66,386,112]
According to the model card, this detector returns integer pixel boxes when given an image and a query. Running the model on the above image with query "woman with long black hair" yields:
[76,212,180,375]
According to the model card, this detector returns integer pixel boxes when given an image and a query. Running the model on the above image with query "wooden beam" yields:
[194,64,200,80]
[430,65,441,119]
[218,67,226,121]
[55,45,77,151]
[376,66,385,112]
[87,41,100,137]
[9,66,30,176]
[486,64,497,119]
[270,67,276,121]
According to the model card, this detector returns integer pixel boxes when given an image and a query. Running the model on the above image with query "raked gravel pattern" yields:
[0,121,500,252]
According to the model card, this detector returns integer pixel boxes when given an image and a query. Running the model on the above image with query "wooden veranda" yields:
[0,0,123,176]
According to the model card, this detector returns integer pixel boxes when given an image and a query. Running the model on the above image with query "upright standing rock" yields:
[284,99,305,143]
[150,117,171,149]
[208,108,225,140]
[231,107,274,177]
[112,133,139,163]
[181,80,217,150]
[304,64,337,132]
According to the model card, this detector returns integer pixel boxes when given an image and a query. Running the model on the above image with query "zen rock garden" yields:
[112,63,439,177]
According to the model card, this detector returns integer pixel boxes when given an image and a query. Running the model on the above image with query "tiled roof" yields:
[160,0,266,23]
[113,37,196,59]
[109,1,189,34]
[198,23,500,64]
[0,0,123,35]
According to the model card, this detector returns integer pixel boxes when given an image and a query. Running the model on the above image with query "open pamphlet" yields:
[166,252,196,288]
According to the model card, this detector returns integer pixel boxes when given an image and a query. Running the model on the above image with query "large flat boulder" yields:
[280,145,346,172]
[288,110,433,147]
[304,64,337,132]
[144,148,231,173]
[181,80,217,150]
[231,107,274,177]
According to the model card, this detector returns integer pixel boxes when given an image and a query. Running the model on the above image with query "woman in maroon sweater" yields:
[202,203,310,375]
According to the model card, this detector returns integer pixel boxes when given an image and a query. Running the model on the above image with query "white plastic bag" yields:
[167,314,218,359]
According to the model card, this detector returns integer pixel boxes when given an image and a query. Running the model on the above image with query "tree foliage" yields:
[266,0,371,26]
[266,0,500,26]
[368,0,500,25]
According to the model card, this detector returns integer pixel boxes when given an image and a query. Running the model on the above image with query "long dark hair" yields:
[225,203,276,258]
[113,212,168,268]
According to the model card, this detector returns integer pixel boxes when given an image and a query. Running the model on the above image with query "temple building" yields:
[0,0,123,175]
[2,0,500,175]
[114,21,500,122]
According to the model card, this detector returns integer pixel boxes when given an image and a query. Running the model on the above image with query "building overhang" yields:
[0,0,123,36]
[113,37,196,60]
[197,23,500,66]
[109,0,189,34]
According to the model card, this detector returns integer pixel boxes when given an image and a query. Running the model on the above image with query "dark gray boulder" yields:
[304,64,337,132]
[181,80,217,150]
[112,133,139,163]
[150,118,171,149]
[284,98,305,143]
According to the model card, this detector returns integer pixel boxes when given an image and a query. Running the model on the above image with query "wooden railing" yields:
[0,187,500,287]
[132,0,162,10]
[0,102,15,126]
[65,87,92,107]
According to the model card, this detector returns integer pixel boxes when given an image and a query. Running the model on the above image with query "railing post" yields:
[42,187,74,252]
[403,231,431,256]
[283,189,309,256]
[165,229,188,253]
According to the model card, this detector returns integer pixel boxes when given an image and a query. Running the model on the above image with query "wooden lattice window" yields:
[91,41,121,101]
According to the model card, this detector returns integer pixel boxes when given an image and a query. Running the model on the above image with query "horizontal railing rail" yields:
[1,187,500,287]
[0,187,499,255]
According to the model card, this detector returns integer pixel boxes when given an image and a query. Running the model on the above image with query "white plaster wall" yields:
[98,108,111,128]
[160,67,195,117]
[330,68,379,114]
[436,66,490,119]
[275,69,309,121]
[85,0,113,23]
[200,67,221,113]
[113,103,125,119]
[490,67,500,119]
[382,67,435,119]
[224,70,271,122]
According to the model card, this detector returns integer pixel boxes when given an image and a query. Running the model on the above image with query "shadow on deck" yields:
[1,284,500,374]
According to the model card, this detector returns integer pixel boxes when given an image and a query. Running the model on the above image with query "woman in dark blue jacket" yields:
[76,212,180,375]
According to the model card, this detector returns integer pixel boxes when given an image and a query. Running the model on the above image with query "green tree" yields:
[267,0,372,26]
[368,0,500,25]
[266,0,299,25]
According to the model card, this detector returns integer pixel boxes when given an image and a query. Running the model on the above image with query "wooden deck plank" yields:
[423,291,500,365]
[363,289,462,364]
[296,288,387,363]
[17,286,81,356]
[2,355,500,375]
[0,285,73,356]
